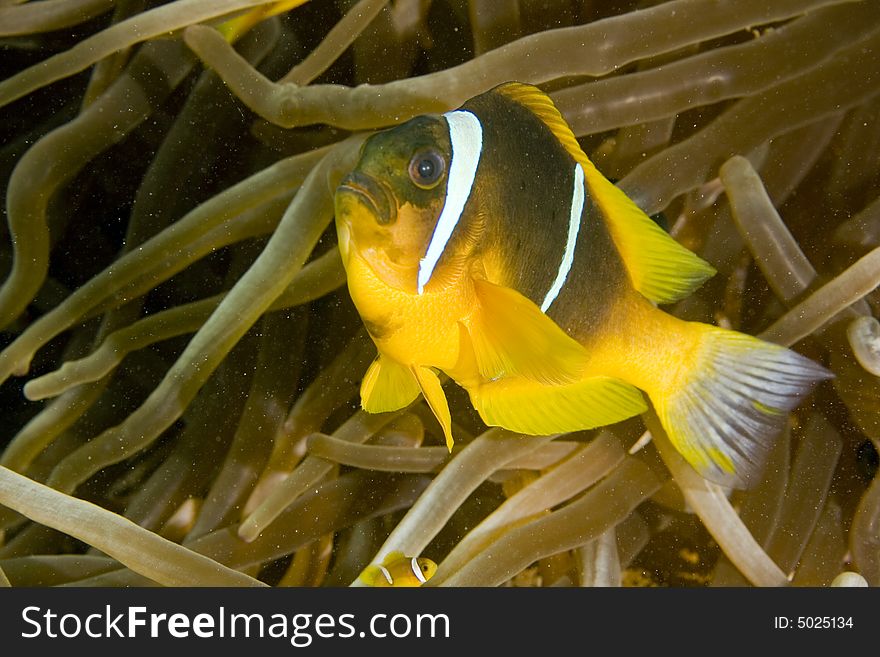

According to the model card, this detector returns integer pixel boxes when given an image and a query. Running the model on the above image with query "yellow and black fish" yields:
[334,82,831,488]
[358,552,438,587]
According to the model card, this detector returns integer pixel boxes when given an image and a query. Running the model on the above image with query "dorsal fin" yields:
[382,551,406,565]
[494,82,588,172]
[493,82,715,305]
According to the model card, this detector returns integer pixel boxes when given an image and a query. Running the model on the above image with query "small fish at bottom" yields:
[358,552,438,587]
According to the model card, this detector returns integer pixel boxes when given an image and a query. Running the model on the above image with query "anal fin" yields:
[469,374,647,436]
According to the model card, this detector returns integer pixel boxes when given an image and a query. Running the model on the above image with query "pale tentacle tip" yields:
[831,571,868,587]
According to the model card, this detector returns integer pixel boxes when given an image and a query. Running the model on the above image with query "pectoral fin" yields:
[469,278,587,384]
[470,374,647,436]
[361,355,420,413]
[411,366,455,451]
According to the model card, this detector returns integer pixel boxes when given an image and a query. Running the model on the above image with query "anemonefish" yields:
[334,82,832,488]
[358,552,438,587]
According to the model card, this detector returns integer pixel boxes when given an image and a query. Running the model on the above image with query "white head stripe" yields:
[411,557,428,583]
[417,110,483,294]
[378,565,394,585]
[541,163,584,313]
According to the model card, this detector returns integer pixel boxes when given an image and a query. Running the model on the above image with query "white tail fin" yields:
[653,326,832,488]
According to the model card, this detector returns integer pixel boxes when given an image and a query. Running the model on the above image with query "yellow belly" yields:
[345,251,475,373]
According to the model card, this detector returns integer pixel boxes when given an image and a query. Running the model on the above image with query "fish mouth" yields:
[337,171,396,225]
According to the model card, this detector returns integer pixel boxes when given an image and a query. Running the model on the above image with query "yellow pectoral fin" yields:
[470,374,647,436]
[411,366,455,452]
[469,278,588,384]
[361,355,421,413]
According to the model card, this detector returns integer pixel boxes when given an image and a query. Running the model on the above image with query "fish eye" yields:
[408,150,445,189]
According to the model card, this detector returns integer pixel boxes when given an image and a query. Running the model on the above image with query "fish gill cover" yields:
[0,0,878,588]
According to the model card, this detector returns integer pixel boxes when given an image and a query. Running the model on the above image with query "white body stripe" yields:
[378,565,394,585]
[417,110,483,294]
[541,163,584,313]
[411,557,427,584]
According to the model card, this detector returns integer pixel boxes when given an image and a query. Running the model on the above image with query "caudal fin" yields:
[653,326,832,488]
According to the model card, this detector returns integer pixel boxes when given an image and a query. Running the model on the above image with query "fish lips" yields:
[337,171,396,226]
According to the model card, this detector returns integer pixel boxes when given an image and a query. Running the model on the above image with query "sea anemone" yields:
[0,0,878,588]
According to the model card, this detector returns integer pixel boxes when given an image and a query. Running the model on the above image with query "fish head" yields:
[384,555,438,586]
[414,557,438,583]
[335,115,451,293]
